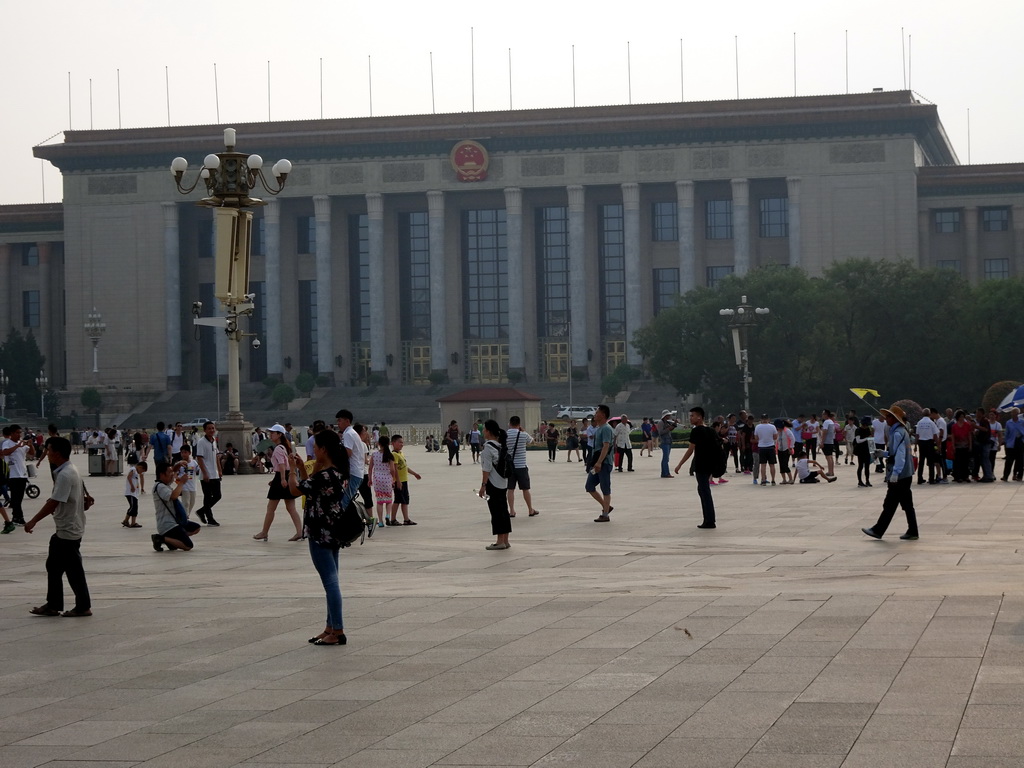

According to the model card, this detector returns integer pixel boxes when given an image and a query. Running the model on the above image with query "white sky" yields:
[2,0,1020,206]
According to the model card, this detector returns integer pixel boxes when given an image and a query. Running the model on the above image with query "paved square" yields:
[2,451,1023,767]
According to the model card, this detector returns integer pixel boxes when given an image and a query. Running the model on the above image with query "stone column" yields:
[504,187,526,376]
[264,199,283,376]
[37,243,51,380]
[917,208,931,269]
[313,195,333,381]
[367,193,386,377]
[676,181,696,294]
[567,185,587,373]
[964,206,978,283]
[622,182,642,365]
[162,202,182,388]
[731,178,750,276]
[1013,205,1024,278]
[427,191,447,375]
[786,177,802,269]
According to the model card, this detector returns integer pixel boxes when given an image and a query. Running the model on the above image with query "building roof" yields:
[34,90,958,172]
[918,163,1024,197]
[0,203,64,236]
[437,388,544,403]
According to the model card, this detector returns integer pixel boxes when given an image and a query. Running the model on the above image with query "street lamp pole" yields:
[0,369,8,419]
[84,307,106,381]
[35,371,48,419]
[718,295,770,413]
[171,128,291,472]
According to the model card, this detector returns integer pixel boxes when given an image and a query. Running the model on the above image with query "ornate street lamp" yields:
[170,128,291,471]
[719,295,770,413]
[84,307,106,380]
[0,369,9,419]
[35,371,48,419]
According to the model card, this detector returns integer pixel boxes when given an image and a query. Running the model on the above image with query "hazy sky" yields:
[3,0,1020,206]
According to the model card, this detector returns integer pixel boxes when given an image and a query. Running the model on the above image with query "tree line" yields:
[633,260,1024,416]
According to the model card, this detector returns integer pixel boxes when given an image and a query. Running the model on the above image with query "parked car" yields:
[553,404,597,419]
[182,418,213,429]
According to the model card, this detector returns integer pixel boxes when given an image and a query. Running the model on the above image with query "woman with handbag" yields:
[253,424,303,542]
[288,430,351,646]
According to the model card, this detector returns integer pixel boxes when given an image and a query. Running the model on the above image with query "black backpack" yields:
[488,435,516,480]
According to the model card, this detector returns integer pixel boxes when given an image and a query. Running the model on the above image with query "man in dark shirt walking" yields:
[673,407,720,529]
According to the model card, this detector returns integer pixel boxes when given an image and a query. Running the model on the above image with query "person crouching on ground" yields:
[151,461,201,552]
[793,448,836,484]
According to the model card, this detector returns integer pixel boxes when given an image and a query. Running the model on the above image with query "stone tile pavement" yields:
[2,451,1024,767]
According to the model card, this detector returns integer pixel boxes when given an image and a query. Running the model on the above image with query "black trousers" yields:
[485,481,511,535]
[870,477,918,537]
[917,441,937,483]
[1004,444,1024,481]
[45,535,90,612]
[615,445,633,471]
[695,472,715,526]
[198,479,222,519]
[8,477,27,522]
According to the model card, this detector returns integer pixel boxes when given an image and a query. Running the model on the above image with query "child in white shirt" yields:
[121,461,147,527]
[177,445,200,517]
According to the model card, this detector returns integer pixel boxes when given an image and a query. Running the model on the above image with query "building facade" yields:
[6,91,1021,394]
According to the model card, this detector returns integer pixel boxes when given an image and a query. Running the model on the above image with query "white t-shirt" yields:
[753,423,778,449]
[916,416,938,441]
[125,466,141,498]
[795,458,812,480]
[171,432,184,453]
[343,426,366,479]
[872,418,887,443]
[195,435,221,480]
[2,439,28,479]
[821,419,836,445]
[178,459,199,492]
[936,417,947,441]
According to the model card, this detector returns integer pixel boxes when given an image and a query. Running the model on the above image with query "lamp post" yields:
[718,295,770,413]
[35,371,48,419]
[171,128,291,472]
[0,369,8,419]
[84,307,106,381]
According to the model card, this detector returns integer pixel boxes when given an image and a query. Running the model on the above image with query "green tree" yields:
[0,329,46,414]
[81,388,101,427]
[294,372,316,395]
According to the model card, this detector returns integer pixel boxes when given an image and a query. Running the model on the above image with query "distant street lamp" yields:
[170,128,291,471]
[718,295,770,413]
[35,371,48,419]
[84,307,106,380]
[0,368,9,419]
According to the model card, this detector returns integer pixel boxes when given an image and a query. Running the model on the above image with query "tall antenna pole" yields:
[89,78,93,129]
[845,30,849,93]
[116,68,121,129]
[214,63,220,123]
[41,160,45,203]
[165,66,170,126]
[471,27,475,111]
[908,35,912,91]
[319,58,323,119]
[267,60,271,120]
[67,72,72,129]
[734,36,740,98]
[627,41,632,104]
[792,32,797,96]
[508,48,513,109]
[901,27,906,89]
[368,56,373,116]
[569,45,577,108]
[430,52,436,113]
[967,108,971,164]
[680,38,684,101]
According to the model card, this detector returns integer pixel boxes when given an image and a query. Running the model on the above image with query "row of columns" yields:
[160,179,804,385]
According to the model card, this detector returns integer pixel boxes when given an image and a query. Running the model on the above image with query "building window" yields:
[983,208,1009,232]
[21,244,39,266]
[536,206,570,337]
[706,266,734,288]
[705,200,733,240]
[297,215,316,254]
[298,279,318,371]
[933,210,960,234]
[936,259,961,274]
[759,198,789,238]
[22,290,40,328]
[985,259,1010,280]
[197,219,214,258]
[248,281,267,382]
[251,217,265,256]
[652,202,678,241]
[399,211,431,341]
[653,268,680,314]
[463,209,508,339]
[348,214,370,343]
[599,204,625,337]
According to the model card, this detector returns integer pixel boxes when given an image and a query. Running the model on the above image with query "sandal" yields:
[129,523,143,528]
[403,520,417,525]
[30,606,60,616]
[287,534,304,542]
[62,609,92,617]
[253,532,268,541]
[528,510,540,517]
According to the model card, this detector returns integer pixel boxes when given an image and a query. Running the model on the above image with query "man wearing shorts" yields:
[752,414,778,486]
[587,404,615,522]
[505,416,538,517]
[819,410,838,477]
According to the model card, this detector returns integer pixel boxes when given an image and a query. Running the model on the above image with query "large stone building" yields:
[2,90,1021,396]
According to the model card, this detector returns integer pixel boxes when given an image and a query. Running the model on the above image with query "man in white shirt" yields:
[193,421,222,526]
[506,416,538,517]
[915,410,940,485]
[170,422,186,461]
[933,408,949,483]
[2,424,33,525]
[337,409,373,534]
[872,415,888,473]
[819,410,838,477]
[752,414,779,486]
